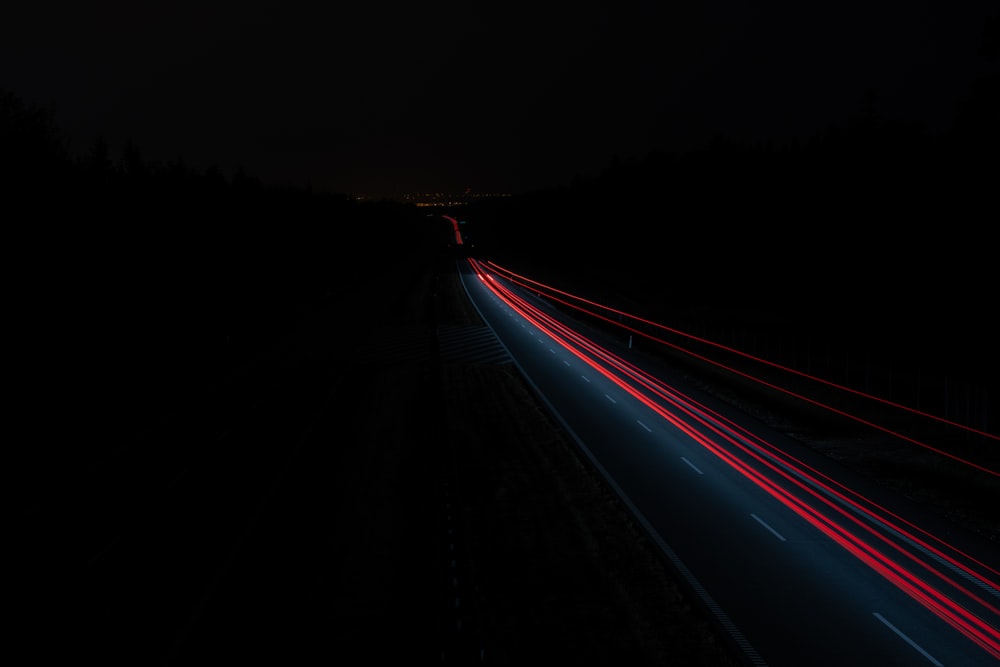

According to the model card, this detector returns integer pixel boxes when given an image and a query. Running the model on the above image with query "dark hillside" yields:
[462,82,999,424]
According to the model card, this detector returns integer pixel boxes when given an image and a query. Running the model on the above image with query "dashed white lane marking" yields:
[581,375,591,383]
[751,513,787,542]
[605,394,616,404]
[637,420,652,432]
[681,457,704,475]
[873,612,943,666]
[563,359,571,366]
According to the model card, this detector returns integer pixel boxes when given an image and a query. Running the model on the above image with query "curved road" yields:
[457,256,1000,667]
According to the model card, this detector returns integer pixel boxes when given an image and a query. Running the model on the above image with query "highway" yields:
[456,255,1000,667]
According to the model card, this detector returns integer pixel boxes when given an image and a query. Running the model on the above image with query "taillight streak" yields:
[488,262,1000,446]
[469,258,1000,658]
[480,261,999,584]
[528,284,997,475]
[477,261,1000,592]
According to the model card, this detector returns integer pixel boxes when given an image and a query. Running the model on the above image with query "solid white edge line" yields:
[458,261,768,666]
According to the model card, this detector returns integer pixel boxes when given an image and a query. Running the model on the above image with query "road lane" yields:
[459,257,1000,667]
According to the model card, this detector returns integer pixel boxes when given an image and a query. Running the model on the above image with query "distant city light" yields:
[350,191,513,206]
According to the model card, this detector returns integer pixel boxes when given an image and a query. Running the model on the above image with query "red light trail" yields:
[466,256,1000,661]
[483,260,1000,471]
[442,215,463,246]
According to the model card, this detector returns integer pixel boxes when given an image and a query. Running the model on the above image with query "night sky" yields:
[3,1,996,196]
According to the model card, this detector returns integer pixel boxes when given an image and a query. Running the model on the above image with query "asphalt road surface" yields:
[460,257,1000,667]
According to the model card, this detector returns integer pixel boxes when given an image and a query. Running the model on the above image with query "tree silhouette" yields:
[120,137,149,179]
[1,88,71,196]
[89,135,114,173]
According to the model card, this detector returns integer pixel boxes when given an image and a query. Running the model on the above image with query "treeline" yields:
[3,88,431,439]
